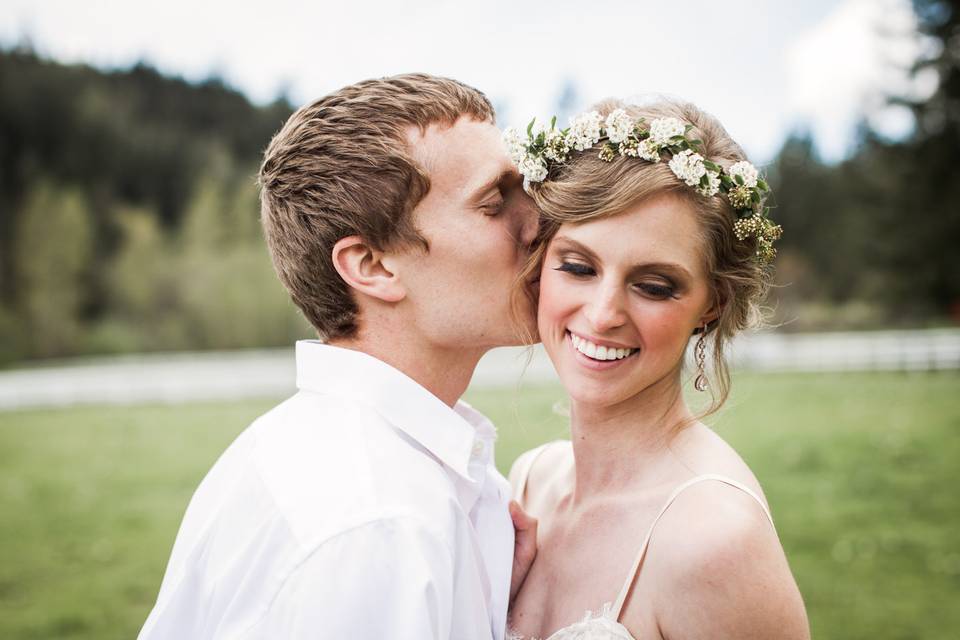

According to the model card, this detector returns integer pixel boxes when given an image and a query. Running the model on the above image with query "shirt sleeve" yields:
[249,515,456,640]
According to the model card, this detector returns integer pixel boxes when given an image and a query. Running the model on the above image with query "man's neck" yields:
[329,331,486,408]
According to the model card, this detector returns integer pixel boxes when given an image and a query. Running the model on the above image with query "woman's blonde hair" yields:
[512,98,772,418]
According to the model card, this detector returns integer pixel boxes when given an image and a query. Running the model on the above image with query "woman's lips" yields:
[566,330,639,370]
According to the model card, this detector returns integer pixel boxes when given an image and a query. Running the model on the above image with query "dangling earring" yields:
[694,323,709,392]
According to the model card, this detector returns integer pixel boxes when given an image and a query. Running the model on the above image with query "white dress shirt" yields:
[139,341,514,640]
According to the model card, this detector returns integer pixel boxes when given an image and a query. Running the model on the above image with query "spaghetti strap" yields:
[511,441,562,508]
[611,474,776,620]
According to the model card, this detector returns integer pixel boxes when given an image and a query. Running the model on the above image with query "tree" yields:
[883,0,960,318]
[14,181,93,357]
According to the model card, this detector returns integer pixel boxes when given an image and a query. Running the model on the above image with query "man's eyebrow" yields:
[465,169,514,202]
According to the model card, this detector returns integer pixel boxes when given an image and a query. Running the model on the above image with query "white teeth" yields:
[569,332,634,361]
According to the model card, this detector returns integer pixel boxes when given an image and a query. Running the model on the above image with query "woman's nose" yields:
[583,285,626,333]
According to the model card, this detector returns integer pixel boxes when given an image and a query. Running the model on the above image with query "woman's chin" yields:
[557,374,631,408]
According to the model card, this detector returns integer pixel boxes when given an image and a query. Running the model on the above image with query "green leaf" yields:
[550,115,557,130]
[684,124,693,133]
[751,191,761,204]
[526,118,536,138]
[757,178,769,191]
[735,174,745,186]
[700,174,710,188]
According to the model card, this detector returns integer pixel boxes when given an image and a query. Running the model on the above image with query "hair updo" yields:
[515,98,773,417]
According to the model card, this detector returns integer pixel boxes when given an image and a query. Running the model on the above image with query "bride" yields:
[503,99,810,639]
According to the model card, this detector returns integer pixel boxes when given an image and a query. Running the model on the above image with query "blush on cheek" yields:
[535,274,575,345]
[535,272,563,313]
[638,306,697,347]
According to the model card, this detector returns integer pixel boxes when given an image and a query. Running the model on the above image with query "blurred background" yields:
[0,0,957,638]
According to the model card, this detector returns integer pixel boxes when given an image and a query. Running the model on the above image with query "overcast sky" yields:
[1,0,934,163]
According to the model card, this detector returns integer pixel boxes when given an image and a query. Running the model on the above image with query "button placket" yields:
[470,439,485,460]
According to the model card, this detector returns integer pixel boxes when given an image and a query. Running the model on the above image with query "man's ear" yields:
[331,236,406,303]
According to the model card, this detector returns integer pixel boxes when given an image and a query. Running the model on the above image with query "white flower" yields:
[728,160,759,188]
[542,128,570,162]
[697,170,721,197]
[501,127,526,164]
[648,117,685,146]
[637,139,662,162]
[604,108,634,144]
[668,149,707,187]
[518,154,548,183]
[567,110,603,151]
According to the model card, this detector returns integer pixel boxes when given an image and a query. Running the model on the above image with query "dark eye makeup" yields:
[554,260,679,300]
[554,261,595,277]
[635,282,677,299]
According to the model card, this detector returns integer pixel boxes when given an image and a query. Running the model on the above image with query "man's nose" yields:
[517,201,539,249]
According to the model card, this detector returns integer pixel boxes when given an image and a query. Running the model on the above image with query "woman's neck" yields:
[567,373,695,504]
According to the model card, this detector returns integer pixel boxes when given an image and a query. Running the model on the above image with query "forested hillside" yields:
[0,49,309,363]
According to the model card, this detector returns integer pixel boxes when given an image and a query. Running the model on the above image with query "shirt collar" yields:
[295,340,488,482]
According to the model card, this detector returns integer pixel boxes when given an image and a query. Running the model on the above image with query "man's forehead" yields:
[406,117,512,191]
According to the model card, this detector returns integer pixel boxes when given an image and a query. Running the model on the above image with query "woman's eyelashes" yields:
[635,282,677,299]
[555,261,595,277]
[555,261,679,300]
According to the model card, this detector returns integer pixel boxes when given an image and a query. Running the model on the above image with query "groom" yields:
[138,74,539,639]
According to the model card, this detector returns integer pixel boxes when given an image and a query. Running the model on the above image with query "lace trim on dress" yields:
[506,602,636,640]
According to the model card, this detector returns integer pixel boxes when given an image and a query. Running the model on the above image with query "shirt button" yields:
[471,439,485,459]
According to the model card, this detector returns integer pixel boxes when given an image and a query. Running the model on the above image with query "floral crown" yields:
[502,108,782,264]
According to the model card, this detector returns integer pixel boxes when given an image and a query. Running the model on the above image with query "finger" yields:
[509,500,537,530]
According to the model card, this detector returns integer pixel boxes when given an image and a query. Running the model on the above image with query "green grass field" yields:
[1,372,958,639]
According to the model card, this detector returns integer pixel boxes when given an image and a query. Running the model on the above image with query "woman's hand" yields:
[509,500,538,604]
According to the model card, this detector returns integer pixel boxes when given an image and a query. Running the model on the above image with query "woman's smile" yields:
[566,330,639,371]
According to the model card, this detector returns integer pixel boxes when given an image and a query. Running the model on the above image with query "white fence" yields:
[728,329,960,372]
[0,329,957,410]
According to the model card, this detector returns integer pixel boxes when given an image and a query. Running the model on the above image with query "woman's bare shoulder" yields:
[650,484,809,638]
[507,440,571,510]
[672,422,769,506]
[643,426,809,638]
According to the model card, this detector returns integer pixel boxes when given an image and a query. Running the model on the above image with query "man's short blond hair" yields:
[258,73,494,340]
